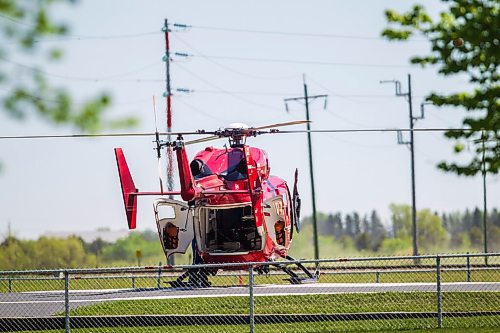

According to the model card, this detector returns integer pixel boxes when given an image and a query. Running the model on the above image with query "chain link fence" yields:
[0,253,499,332]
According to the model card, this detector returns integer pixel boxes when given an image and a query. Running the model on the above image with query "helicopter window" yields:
[221,158,248,181]
[190,159,213,179]
[157,205,175,219]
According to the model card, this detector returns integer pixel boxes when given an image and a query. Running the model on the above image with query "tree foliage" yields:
[0,235,95,269]
[382,0,499,176]
[0,0,137,132]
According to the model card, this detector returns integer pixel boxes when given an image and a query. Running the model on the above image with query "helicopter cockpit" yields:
[190,157,248,181]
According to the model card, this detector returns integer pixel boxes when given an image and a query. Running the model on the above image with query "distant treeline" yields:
[0,230,166,271]
[1,205,498,270]
[303,204,500,255]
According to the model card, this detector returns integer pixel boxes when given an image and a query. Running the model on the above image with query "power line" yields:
[173,35,300,81]
[189,24,426,42]
[323,133,398,149]
[189,54,413,69]
[176,98,228,122]
[0,128,473,140]
[172,35,414,69]
[174,62,285,112]
[0,14,422,43]
[192,89,296,97]
[1,56,161,82]
[191,88,425,99]
[0,86,151,107]
[0,13,28,26]
[0,13,158,41]
[35,31,158,42]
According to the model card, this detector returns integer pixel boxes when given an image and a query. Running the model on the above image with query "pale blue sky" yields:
[0,0,497,239]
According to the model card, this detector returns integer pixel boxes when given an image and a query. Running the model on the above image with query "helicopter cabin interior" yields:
[198,204,262,253]
[154,197,288,256]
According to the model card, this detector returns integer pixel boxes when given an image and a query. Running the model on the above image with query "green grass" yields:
[15,317,500,333]
[69,292,500,316]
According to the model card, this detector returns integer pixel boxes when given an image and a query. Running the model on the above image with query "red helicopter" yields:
[114,121,319,286]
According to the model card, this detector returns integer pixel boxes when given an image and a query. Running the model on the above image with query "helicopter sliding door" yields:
[153,198,194,258]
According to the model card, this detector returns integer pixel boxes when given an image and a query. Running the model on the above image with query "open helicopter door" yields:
[153,198,194,258]
[292,168,302,232]
[263,196,289,249]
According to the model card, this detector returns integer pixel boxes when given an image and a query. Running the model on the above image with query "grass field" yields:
[7,292,500,332]
[58,292,499,332]
[67,292,500,316]
[15,317,500,333]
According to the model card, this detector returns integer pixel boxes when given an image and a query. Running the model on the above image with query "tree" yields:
[472,207,483,229]
[382,0,499,176]
[0,0,137,134]
[390,204,412,238]
[417,209,448,252]
[370,210,387,251]
[331,213,343,240]
[355,232,372,251]
[101,231,164,263]
[352,212,361,235]
[345,214,354,238]
[85,237,110,267]
[323,214,335,235]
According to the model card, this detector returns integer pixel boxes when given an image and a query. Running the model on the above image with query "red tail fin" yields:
[114,148,138,229]
[175,144,196,201]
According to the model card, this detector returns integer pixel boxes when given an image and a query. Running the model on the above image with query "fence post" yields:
[132,275,136,289]
[466,252,471,283]
[249,265,255,333]
[157,264,162,289]
[376,271,380,283]
[64,270,70,333]
[436,256,442,328]
[8,275,12,293]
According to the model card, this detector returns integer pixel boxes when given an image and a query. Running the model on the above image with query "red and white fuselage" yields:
[116,143,297,265]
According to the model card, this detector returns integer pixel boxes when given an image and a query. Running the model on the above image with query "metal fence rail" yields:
[0,253,499,332]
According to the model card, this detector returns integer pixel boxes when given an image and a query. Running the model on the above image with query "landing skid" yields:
[274,255,320,284]
[168,268,213,288]
[168,256,319,288]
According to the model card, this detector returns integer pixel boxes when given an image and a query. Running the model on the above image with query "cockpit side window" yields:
[190,159,213,179]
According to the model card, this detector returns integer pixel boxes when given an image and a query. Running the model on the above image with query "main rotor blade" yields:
[0,131,215,140]
[185,135,221,146]
[253,120,310,130]
[0,127,469,140]
[262,128,468,134]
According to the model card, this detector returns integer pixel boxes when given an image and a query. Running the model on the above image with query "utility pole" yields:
[381,74,422,259]
[284,74,327,260]
[481,131,489,265]
[162,19,174,195]
[162,19,175,266]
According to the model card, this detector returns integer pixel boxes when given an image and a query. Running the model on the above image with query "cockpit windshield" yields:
[191,150,248,181]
